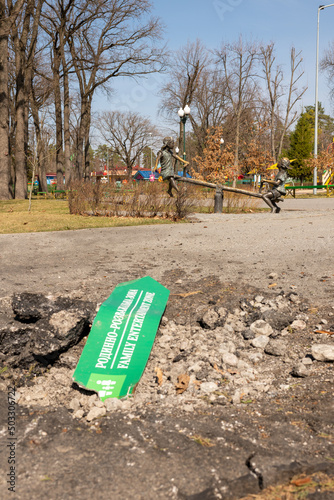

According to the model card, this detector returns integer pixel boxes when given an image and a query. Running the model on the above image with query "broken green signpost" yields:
[73,277,169,401]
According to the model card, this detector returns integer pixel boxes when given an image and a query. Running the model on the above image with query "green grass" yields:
[0,199,175,234]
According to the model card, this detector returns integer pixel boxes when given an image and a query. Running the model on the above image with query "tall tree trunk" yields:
[0,10,11,199]
[75,121,84,181]
[60,42,71,187]
[75,96,90,180]
[12,0,42,199]
[30,90,47,193]
[0,0,26,200]
[14,58,28,199]
[52,47,64,189]
[83,97,92,179]
[63,69,71,186]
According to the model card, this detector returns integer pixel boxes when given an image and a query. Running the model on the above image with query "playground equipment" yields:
[174,158,292,214]
[174,175,267,213]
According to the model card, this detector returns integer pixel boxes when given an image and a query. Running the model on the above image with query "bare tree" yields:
[215,37,260,184]
[260,43,306,161]
[0,0,25,200]
[97,110,157,180]
[67,0,166,180]
[10,0,44,199]
[40,0,102,188]
[189,68,229,158]
[159,40,208,152]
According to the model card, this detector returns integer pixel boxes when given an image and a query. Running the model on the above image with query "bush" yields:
[67,180,194,220]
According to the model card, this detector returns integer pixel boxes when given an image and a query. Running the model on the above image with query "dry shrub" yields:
[68,181,101,214]
[173,185,196,220]
[67,180,194,219]
[223,190,260,213]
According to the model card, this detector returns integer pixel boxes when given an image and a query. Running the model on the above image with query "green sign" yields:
[73,277,169,400]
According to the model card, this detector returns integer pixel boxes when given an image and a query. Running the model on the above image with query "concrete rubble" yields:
[1,291,333,423]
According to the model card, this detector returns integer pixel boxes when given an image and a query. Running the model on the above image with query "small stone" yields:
[268,272,278,280]
[222,352,238,367]
[68,397,81,412]
[160,316,168,326]
[218,341,237,354]
[311,344,334,362]
[105,398,123,411]
[121,399,133,410]
[94,399,105,408]
[58,353,78,369]
[289,294,300,304]
[73,409,85,419]
[87,394,99,408]
[254,295,264,304]
[291,363,309,378]
[264,340,286,357]
[301,357,313,365]
[250,320,273,337]
[180,340,190,351]
[217,307,227,319]
[247,352,263,364]
[290,319,307,331]
[242,329,255,340]
[201,309,219,329]
[200,382,218,394]
[296,313,309,322]
[232,391,241,405]
[86,406,106,422]
[251,335,270,349]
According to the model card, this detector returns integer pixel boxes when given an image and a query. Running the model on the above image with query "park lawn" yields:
[0,199,174,234]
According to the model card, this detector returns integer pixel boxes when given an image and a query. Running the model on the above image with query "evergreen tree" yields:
[303,104,334,151]
[286,112,313,183]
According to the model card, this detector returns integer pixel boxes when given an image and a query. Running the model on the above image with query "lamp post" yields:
[178,105,190,176]
[148,132,153,171]
[314,3,334,194]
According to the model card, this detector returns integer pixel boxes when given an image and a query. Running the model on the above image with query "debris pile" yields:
[0,291,333,422]
[0,293,96,367]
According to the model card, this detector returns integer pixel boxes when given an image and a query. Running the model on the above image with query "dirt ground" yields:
[0,197,334,499]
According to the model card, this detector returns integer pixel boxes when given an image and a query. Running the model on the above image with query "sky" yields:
[93,0,334,142]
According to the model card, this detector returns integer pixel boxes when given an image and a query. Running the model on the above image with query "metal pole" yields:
[314,4,334,195]
[183,119,186,162]
[148,132,152,171]
[183,118,186,177]
[107,150,109,184]
[314,7,321,194]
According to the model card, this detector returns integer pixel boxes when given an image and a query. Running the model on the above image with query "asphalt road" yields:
[1,198,333,307]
